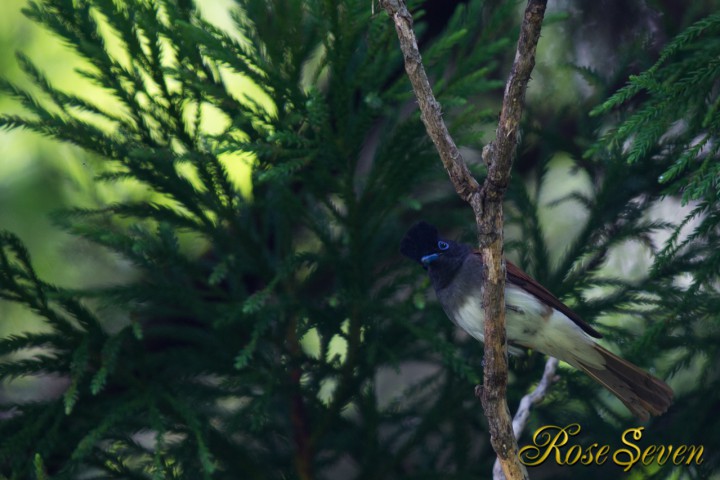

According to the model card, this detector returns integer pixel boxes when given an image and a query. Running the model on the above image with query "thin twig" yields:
[379,1,548,479]
[493,357,559,479]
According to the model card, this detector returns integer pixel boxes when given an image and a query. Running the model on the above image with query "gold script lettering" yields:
[518,423,581,466]
[613,427,643,472]
[519,424,704,471]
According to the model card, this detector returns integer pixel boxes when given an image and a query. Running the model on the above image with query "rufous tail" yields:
[576,344,673,421]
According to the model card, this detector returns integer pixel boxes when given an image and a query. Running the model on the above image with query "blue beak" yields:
[421,253,439,267]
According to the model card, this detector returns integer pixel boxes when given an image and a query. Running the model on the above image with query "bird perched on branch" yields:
[400,221,673,420]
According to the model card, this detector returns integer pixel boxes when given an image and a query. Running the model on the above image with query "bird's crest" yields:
[400,221,439,264]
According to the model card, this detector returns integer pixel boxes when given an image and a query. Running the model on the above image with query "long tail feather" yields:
[575,345,673,421]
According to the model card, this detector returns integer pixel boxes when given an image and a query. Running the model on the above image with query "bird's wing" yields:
[500,257,602,338]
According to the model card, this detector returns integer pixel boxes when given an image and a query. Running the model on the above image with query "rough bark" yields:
[379,1,548,479]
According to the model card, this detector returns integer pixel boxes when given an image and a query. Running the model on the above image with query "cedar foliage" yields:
[0,1,717,479]
[0,0,513,478]
[585,8,720,477]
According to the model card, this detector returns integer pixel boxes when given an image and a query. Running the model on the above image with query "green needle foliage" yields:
[0,1,718,479]
[0,0,515,478]
[590,13,720,204]
[585,10,720,477]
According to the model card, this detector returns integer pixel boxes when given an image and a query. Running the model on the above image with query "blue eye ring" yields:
[437,240,449,251]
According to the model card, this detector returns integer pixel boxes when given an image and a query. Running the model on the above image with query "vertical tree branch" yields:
[379,1,548,479]
[477,3,547,479]
[287,316,314,480]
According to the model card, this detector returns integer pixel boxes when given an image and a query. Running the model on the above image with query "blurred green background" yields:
[0,0,690,405]
[1,0,105,336]
[0,0,254,338]
[0,0,657,332]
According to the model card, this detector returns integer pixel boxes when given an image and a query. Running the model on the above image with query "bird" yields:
[400,221,673,420]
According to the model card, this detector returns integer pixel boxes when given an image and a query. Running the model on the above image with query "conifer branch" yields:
[379,1,547,479]
[377,0,480,203]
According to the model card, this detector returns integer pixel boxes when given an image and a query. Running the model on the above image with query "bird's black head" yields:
[400,221,471,276]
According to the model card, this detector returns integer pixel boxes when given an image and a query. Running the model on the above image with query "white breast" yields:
[451,285,603,368]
